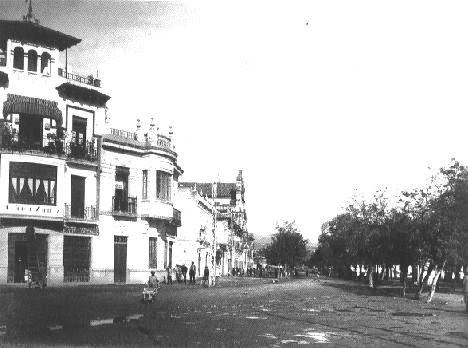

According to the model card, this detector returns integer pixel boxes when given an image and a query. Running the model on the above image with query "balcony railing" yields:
[173,208,181,227]
[0,135,98,162]
[58,68,101,88]
[64,204,97,221]
[112,196,137,217]
[0,136,65,155]
[66,141,97,162]
[110,128,137,140]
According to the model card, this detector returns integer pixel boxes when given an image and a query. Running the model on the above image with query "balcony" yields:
[58,68,101,88]
[110,128,137,140]
[64,204,97,221]
[112,196,137,218]
[66,141,97,162]
[173,208,181,227]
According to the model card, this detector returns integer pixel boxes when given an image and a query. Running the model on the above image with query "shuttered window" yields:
[156,171,171,201]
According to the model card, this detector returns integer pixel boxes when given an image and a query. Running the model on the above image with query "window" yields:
[142,170,148,200]
[40,52,51,75]
[13,47,24,70]
[149,237,157,268]
[27,50,38,72]
[9,162,57,205]
[0,42,6,67]
[156,170,171,201]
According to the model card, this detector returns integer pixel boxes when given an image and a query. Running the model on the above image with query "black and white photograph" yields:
[0,0,467,346]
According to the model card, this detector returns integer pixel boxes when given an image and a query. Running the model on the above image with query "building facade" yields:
[174,185,215,278]
[0,19,109,285]
[96,122,183,284]
[179,170,254,276]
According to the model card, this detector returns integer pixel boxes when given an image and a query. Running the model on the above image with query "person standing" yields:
[463,268,468,313]
[189,261,196,284]
[181,264,188,284]
[203,265,209,287]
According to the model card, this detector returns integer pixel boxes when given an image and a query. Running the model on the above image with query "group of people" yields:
[149,261,211,287]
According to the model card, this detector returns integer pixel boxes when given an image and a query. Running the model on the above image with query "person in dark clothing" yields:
[181,264,188,284]
[203,266,209,287]
[189,261,196,284]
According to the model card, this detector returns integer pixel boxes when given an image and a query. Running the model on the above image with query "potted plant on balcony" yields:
[55,127,65,155]
[0,120,12,149]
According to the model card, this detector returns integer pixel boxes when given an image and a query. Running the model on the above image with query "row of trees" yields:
[310,159,468,302]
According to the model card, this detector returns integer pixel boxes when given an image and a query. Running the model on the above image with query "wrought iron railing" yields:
[110,128,137,140]
[66,141,97,162]
[64,267,90,282]
[58,68,101,87]
[64,204,97,220]
[112,196,137,216]
[0,137,65,155]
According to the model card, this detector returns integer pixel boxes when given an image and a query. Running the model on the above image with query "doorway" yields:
[19,114,43,149]
[14,241,27,282]
[114,236,127,283]
[71,175,85,218]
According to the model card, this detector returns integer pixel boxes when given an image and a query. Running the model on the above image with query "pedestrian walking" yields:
[189,261,196,284]
[181,264,188,284]
[203,265,209,287]
[463,268,468,313]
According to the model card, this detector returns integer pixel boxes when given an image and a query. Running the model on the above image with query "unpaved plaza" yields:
[0,277,467,347]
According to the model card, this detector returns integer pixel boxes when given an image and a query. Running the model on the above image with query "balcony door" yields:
[72,116,87,146]
[114,167,129,212]
[19,114,42,149]
[71,175,85,218]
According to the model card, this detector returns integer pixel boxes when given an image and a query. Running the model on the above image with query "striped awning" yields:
[3,93,62,125]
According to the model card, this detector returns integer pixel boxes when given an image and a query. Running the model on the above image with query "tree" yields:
[264,221,308,268]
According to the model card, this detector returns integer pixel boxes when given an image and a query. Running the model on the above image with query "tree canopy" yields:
[311,159,468,301]
[264,221,308,268]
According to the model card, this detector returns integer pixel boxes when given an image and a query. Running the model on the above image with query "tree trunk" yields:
[368,265,374,288]
[380,266,385,281]
[426,262,446,303]
[416,263,434,299]
[412,264,418,284]
[385,266,390,281]
[400,264,408,297]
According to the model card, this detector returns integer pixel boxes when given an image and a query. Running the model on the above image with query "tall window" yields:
[142,170,148,200]
[27,49,38,72]
[9,162,57,205]
[149,237,157,268]
[156,171,171,201]
[40,52,51,75]
[13,47,24,70]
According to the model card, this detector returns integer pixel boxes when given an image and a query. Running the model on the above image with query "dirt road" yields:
[0,277,466,346]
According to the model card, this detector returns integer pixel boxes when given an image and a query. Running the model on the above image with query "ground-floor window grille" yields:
[63,236,91,282]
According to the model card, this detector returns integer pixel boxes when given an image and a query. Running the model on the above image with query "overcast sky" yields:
[2,1,468,243]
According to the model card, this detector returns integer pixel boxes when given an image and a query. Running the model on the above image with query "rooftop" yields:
[0,20,81,51]
[179,182,237,199]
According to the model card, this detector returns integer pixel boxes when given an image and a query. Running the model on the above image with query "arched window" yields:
[13,47,24,70]
[27,50,38,72]
[41,52,51,75]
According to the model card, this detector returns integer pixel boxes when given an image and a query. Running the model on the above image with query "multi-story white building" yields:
[0,14,183,286]
[179,170,254,276]
[96,121,183,284]
[0,17,110,285]
[174,185,215,278]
